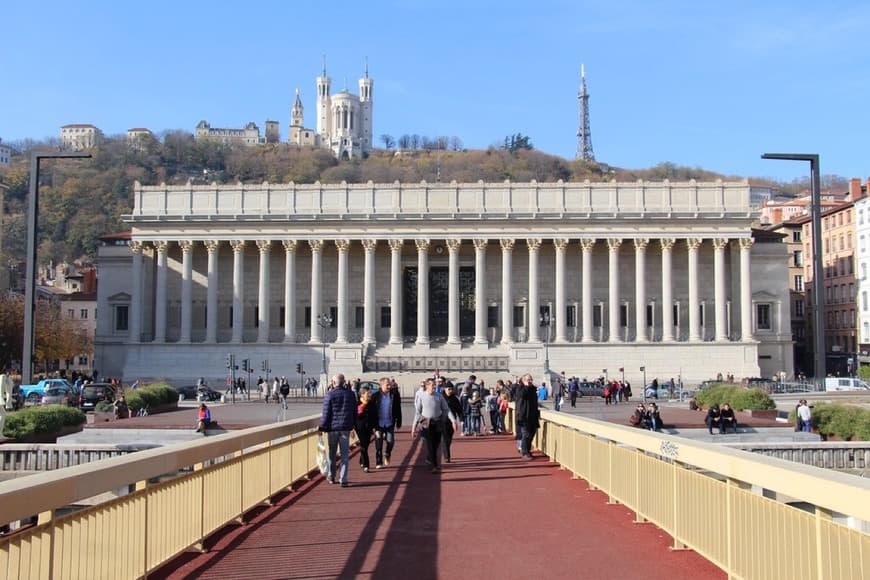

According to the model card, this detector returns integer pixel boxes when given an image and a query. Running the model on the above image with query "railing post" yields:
[815,505,833,580]
[606,440,617,504]
[671,461,687,551]
[135,479,148,578]
[37,508,55,579]
[634,450,647,523]
[193,463,206,553]
[235,450,244,524]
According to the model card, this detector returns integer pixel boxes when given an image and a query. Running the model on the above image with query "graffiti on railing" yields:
[659,440,680,459]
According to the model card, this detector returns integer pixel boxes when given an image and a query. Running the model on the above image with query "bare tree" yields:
[379,134,395,150]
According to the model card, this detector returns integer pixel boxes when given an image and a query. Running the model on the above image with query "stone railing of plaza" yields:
[0,411,867,579]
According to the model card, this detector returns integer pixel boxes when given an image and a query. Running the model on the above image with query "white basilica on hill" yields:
[95,179,794,388]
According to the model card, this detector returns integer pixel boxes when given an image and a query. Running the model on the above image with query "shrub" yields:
[123,381,177,414]
[694,385,775,411]
[2,406,86,439]
[94,400,114,413]
[810,403,870,441]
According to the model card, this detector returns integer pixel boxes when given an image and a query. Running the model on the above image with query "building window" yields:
[646,304,654,327]
[487,305,498,328]
[850,283,855,301]
[254,307,259,327]
[863,263,867,280]
[620,304,628,328]
[381,306,391,328]
[80,308,88,319]
[793,251,803,267]
[354,306,365,328]
[795,299,804,317]
[793,231,802,243]
[67,309,75,319]
[115,305,129,331]
[279,306,285,327]
[78,355,88,365]
[539,305,551,326]
[513,305,524,327]
[794,275,804,292]
[304,307,311,328]
[593,304,602,327]
[756,304,771,331]
[329,306,338,327]
[864,292,868,312]
[566,305,576,327]
[673,304,680,328]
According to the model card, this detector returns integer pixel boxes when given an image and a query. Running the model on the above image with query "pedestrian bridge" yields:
[1,410,868,579]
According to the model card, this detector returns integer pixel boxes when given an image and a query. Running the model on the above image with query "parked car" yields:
[20,378,72,406]
[41,386,76,406]
[578,381,604,397]
[174,385,222,401]
[79,383,117,411]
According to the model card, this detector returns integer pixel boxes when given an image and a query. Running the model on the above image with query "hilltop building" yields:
[195,121,263,146]
[0,138,17,165]
[95,179,793,387]
[60,124,102,151]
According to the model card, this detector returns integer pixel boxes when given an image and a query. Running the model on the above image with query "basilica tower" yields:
[316,58,331,140]
[358,61,373,153]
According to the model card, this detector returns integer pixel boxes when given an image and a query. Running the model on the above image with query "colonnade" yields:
[128,236,755,346]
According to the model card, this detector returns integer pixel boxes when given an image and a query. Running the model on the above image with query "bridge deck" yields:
[153,432,724,580]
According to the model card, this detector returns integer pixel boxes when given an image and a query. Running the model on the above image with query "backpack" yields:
[280,382,290,396]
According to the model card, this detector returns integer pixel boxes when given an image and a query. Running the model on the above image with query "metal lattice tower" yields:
[576,64,595,162]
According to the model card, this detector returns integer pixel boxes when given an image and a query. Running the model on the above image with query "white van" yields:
[824,377,870,391]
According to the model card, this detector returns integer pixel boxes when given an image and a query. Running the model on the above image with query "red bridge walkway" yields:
[154,432,724,580]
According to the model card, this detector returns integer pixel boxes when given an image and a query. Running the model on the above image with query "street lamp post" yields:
[317,312,333,393]
[540,310,552,378]
[640,366,647,402]
[761,153,825,381]
[22,151,90,386]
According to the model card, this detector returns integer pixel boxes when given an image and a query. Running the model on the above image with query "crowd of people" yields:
[316,372,544,486]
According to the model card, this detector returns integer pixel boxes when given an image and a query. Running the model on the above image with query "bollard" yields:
[178,394,184,404]
[221,395,226,403]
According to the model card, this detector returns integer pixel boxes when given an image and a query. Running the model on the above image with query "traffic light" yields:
[296,363,302,374]
[261,360,267,372]
[226,353,233,369]
[241,359,249,372]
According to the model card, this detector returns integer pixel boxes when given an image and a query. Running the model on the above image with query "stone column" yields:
[256,240,271,343]
[634,238,649,343]
[447,239,462,345]
[500,238,515,344]
[554,238,569,343]
[607,238,622,343]
[660,238,675,342]
[687,238,703,342]
[180,240,194,343]
[580,239,595,343]
[154,241,169,343]
[205,241,219,343]
[308,239,323,343]
[129,241,143,343]
[415,239,431,345]
[527,238,542,343]
[740,238,754,341]
[283,240,297,343]
[335,239,350,344]
[231,240,246,343]
[362,239,377,345]
[389,239,403,345]
[474,239,488,345]
[713,238,729,342]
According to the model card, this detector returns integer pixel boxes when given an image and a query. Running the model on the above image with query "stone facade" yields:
[60,124,101,151]
[95,179,794,387]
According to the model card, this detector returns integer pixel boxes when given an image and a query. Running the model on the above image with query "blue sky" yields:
[3,0,868,182]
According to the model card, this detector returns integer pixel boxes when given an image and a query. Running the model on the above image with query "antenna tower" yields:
[576,64,595,162]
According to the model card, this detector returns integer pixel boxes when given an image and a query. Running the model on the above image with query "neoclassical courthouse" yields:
[95,179,794,386]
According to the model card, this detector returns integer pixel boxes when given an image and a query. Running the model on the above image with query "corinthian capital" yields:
[553,238,570,251]
[415,238,431,252]
[686,238,703,251]
[179,240,194,253]
[155,240,169,254]
[659,238,675,252]
[579,238,596,252]
[446,239,462,252]
[712,238,729,251]
[205,240,220,253]
[388,239,404,252]
[633,238,649,252]
[739,238,754,251]
[130,241,144,254]
[256,239,272,253]
[362,239,378,252]
[499,238,515,251]
[607,238,622,252]
[473,239,488,252]
[230,240,246,253]
[335,239,351,252]
[526,238,542,251]
[282,239,297,253]
[308,239,323,253]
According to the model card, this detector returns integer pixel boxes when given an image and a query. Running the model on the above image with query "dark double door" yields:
[403,266,475,339]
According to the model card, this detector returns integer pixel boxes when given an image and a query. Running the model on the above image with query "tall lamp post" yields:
[22,151,91,385]
[317,312,333,393]
[540,310,552,379]
[761,153,825,381]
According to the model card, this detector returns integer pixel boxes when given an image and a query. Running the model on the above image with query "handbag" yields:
[316,435,330,475]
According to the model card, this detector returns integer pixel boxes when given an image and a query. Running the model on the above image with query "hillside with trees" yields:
[0,131,848,267]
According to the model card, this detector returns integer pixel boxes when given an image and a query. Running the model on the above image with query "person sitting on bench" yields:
[719,403,738,434]
[704,404,721,434]
[195,403,212,433]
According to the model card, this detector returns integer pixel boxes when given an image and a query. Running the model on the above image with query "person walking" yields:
[413,378,455,473]
[371,376,402,468]
[442,384,463,462]
[355,386,378,472]
[515,373,540,460]
[317,373,356,487]
[568,377,580,408]
[552,377,564,411]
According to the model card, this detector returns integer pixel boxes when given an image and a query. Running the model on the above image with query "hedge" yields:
[790,403,870,441]
[694,384,776,411]
[2,405,86,439]
[123,382,178,414]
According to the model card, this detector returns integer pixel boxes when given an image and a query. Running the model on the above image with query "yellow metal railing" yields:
[0,415,321,580]
[509,407,870,580]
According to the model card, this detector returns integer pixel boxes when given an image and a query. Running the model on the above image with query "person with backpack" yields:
[485,388,500,434]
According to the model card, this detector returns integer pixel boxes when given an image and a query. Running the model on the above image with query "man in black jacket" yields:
[371,377,402,468]
[441,384,464,462]
[318,373,356,487]
[515,373,540,460]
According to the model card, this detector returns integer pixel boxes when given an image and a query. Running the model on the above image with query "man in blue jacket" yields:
[318,373,357,487]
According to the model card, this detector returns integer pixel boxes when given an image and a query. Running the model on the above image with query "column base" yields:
[415,338,430,346]
[447,338,461,345]
[473,338,488,345]
[388,337,403,346]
